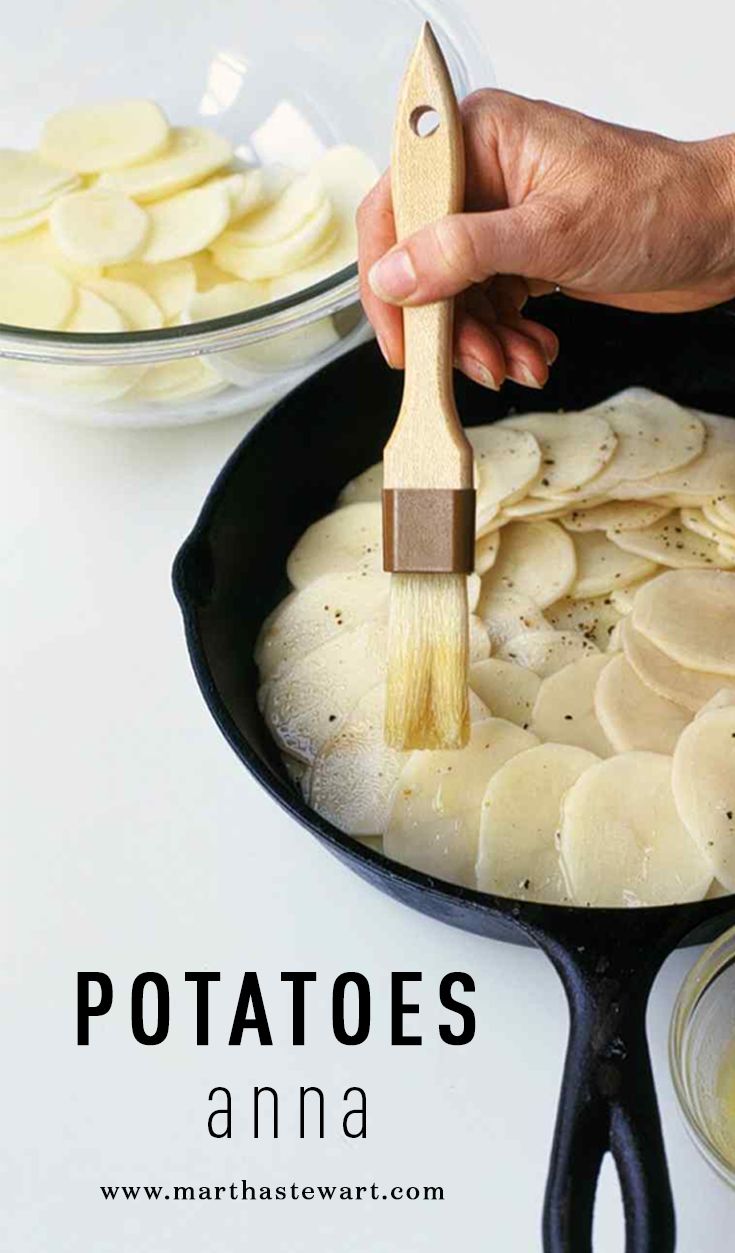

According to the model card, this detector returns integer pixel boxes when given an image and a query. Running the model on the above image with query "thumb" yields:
[368,204,554,304]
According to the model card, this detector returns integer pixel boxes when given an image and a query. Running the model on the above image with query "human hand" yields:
[357,89,735,389]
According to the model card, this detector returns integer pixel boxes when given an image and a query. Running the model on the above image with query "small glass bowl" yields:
[0,0,487,427]
[670,923,735,1187]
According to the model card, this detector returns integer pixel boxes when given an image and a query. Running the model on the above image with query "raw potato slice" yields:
[709,496,735,533]
[0,150,79,217]
[66,287,126,333]
[632,570,735,677]
[579,389,705,495]
[608,516,733,570]
[613,412,735,501]
[476,587,547,648]
[83,277,163,330]
[0,206,52,240]
[141,183,230,263]
[255,571,389,681]
[469,615,491,663]
[680,507,734,547]
[185,279,269,323]
[609,572,662,613]
[0,260,75,329]
[622,616,727,713]
[468,425,542,525]
[228,171,330,246]
[501,497,578,521]
[50,188,149,266]
[384,718,537,887]
[562,501,671,533]
[477,743,599,902]
[479,520,576,610]
[108,258,196,320]
[501,410,616,495]
[560,752,712,906]
[211,171,270,222]
[338,462,383,506]
[469,658,540,727]
[498,629,598,676]
[41,100,169,173]
[191,249,237,292]
[475,530,500,575]
[131,357,224,402]
[531,654,613,756]
[97,126,233,201]
[545,595,622,651]
[287,502,382,588]
[308,685,490,837]
[696,689,735,717]
[673,708,735,888]
[594,653,691,753]
[570,530,657,598]
[283,753,310,793]
[263,619,387,763]
[212,197,335,280]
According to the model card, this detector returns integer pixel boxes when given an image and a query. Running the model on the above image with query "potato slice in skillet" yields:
[287,502,383,588]
[560,752,712,906]
[545,594,622,651]
[531,654,613,756]
[475,529,500,575]
[569,530,658,599]
[384,718,538,887]
[696,689,735,717]
[672,707,735,889]
[477,743,599,903]
[608,572,662,613]
[680,506,735,549]
[497,628,598,676]
[573,389,705,496]
[255,571,390,682]
[467,424,542,526]
[632,569,735,676]
[594,653,690,754]
[476,587,548,649]
[468,658,540,727]
[705,496,735,535]
[501,496,586,521]
[621,615,727,713]
[338,462,383,506]
[562,500,671,533]
[612,411,735,501]
[479,520,576,610]
[308,686,490,837]
[499,410,616,496]
[607,515,734,570]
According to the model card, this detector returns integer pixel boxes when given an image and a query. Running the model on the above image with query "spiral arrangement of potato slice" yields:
[256,387,735,908]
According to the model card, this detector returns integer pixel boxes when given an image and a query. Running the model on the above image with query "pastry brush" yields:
[382,23,475,751]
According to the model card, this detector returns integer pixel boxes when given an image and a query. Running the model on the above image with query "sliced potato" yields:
[41,99,169,173]
[477,743,598,902]
[287,502,382,588]
[560,752,712,906]
[609,573,662,613]
[108,258,196,321]
[98,126,233,201]
[0,149,79,217]
[131,356,224,402]
[594,653,690,753]
[562,500,671,533]
[185,278,269,323]
[545,594,622,650]
[66,287,126,333]
[498,628,598,676]
[632,569,735,676]
[707,496,735,534]
[141,183,230,263]
[469,658,540,727]
[476,587,548,649]
[479,520,576,610]
[338,462,383,506]
[608,515,733,570]
[263,619,387,763]
[680,507,735,547]
[0,206,52,240]
[468,424,542,526]
[613,411,735,501]
[475,529,500,575]
[212,197,336,280]
[0,260,75,329]
[531,654,613,756]
[50,188,149,266]
[501,497,579,521]
[83,276,163,331]
[622,615,727,713]
[384,718,537,887]
[672,707,735,888]
[696,689,735,717]
[570,530,658,598]
[255,571,389,681]
[580,389,705,495]
[500,410,616,496]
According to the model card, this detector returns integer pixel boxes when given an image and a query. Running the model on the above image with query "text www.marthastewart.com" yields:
[99,1181,444,1203]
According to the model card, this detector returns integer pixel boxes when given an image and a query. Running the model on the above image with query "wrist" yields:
[689,134,735,297]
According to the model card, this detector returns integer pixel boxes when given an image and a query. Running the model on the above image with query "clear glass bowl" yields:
[0,0,486,426]
[670,923,735,1187]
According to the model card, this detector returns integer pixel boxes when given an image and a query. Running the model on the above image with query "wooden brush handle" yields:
[384,23,472,491]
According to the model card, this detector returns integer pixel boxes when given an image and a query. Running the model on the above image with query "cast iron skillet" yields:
[174,297,735,1252]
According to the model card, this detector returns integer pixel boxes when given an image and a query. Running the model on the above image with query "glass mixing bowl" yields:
[670,922,735,1187]
[0,0,486,426]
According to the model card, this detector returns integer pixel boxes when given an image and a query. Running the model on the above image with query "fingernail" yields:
[546,341,559,366]
[513,362,543,389]
[376,333,394,368]
[369,248,417,302]
[457,356,499,390]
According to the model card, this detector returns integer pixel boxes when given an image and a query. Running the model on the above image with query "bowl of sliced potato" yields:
[175,298,735,1251]
[0,0,483,426]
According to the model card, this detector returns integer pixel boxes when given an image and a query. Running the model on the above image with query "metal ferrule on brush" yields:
[382,487,476,573]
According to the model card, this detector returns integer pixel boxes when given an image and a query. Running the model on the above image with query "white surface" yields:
[4,1,735,1249]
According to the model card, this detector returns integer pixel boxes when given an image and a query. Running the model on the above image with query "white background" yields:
[4,2,735,1250]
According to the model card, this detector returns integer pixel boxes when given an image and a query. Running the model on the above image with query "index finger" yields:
[357,169,404,367]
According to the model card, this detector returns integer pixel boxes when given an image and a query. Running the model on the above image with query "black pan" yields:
[173,297,735,1253]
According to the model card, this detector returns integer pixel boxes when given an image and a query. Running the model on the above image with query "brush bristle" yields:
[384,573,470,750]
